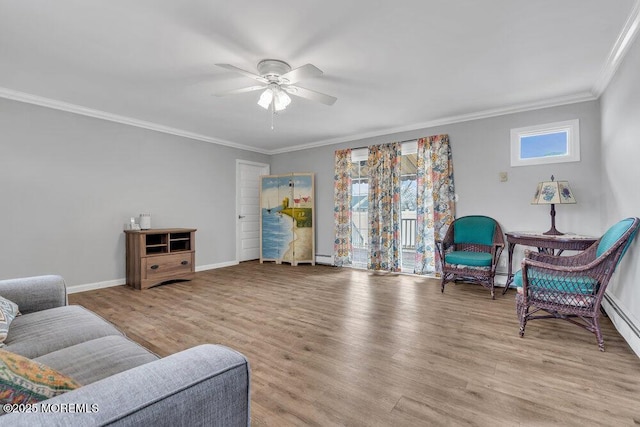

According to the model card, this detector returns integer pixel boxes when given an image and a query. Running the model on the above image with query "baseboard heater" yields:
[315,254,334,265]
[603,294,640,340]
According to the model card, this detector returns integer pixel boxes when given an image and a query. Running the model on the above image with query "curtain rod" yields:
[349,138,418,151]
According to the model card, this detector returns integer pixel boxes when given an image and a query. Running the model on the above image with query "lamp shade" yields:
[273,89,291,111]
[532,179,576,205]
[531,175,575,235]
[257,89,273,110]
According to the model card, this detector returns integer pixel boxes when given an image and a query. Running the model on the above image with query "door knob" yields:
[238,215,246,219]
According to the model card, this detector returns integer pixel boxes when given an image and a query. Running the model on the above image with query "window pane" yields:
[521,131,568,159]
[400,153,417,272]
[351,160,368,269]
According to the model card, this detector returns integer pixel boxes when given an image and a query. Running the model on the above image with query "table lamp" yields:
[531,175,576,235]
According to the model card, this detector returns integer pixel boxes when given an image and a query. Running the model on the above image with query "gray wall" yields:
[0,97,269,287]
[600,32,640,353]
[271,100,602,268]
[0,95,604,288]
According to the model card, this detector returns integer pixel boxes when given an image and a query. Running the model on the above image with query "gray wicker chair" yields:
[515,217,640,351]
[437,215,505,299]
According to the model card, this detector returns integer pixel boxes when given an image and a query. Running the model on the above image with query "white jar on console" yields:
[139,214,151,230]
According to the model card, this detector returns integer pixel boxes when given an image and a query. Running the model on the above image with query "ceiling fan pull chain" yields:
[271,101,275,130]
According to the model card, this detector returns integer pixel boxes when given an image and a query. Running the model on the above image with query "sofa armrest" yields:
[0,275,67,314]
[2,344,251,427]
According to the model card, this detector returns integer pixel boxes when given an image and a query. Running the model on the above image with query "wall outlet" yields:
[499,172,508,182]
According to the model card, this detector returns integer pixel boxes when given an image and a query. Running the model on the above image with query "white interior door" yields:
[236,160,270,262]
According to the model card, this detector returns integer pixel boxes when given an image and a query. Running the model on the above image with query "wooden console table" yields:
[503,231,597,294]
[124,228,196,290]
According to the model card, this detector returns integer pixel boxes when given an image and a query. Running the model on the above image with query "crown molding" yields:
[269,91,597,154]
[0,87,270,155]
[0,86,597,157]
[592,0,640,97]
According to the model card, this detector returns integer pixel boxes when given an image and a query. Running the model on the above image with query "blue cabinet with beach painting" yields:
[260,173,315,265]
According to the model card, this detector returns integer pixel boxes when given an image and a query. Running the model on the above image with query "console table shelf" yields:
[124,228,196,290]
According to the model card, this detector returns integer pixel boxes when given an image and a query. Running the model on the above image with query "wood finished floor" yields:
[70,262,640,426]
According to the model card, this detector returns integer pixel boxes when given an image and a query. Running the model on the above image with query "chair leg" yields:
[519,316,527,337]
[593,316,605,352]
[441,275,446,293]
[516,297,527,337]
[489,278,495,300]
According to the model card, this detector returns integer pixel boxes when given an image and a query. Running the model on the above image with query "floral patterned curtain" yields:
[368,143,402,271]
[333,149,352,266]
[414,134,456,275]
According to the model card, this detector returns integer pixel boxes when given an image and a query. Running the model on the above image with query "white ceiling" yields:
[1,1,638,154]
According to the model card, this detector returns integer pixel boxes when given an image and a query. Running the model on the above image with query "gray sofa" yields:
[0,275,250,426]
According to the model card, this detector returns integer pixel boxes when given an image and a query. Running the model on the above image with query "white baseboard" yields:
[67,278,125,294]
[67,261,240,294]
[196,261,238,272]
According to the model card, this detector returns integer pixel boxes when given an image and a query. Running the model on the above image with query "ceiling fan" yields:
[214,59,337,113]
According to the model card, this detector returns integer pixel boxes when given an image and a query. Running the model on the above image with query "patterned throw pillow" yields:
[0,296,20,346]
[0,350,80,405]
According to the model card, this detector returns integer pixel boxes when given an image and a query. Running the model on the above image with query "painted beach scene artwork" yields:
[260,174,314,264]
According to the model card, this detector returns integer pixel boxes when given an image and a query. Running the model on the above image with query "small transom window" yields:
[510,119,580,167]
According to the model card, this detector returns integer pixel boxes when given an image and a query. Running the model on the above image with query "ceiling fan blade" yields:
[214,85,266,97]
[215,64,268,84]
[280,64,323,85]
[284,85,337,106]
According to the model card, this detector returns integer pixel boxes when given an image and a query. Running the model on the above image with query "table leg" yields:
[502,241,516,295]
[537,247,565,256]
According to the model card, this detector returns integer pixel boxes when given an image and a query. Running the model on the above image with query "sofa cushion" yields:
[4,305,123,359]
[1,344,251,425]
[35,335,159,385]
[0,349,80,406]
[0,296,20,346]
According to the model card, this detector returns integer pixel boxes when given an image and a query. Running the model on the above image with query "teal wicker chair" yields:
[437,215,505,299]
[515,217,640,351]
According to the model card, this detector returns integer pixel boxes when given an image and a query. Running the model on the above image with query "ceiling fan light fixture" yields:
[258,85,291,112]
[257,88,273,110]
[273,89,291,111]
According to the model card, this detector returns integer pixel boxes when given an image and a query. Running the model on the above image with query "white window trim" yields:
[351,140,417,162]
[351,148,368,162]
[510,119,580,167]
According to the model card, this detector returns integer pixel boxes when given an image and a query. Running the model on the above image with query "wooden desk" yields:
[503,231,597,294]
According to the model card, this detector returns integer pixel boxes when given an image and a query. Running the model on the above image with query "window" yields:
[510,119,580,167]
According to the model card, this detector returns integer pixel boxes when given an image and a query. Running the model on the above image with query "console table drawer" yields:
[144,253,194,280]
